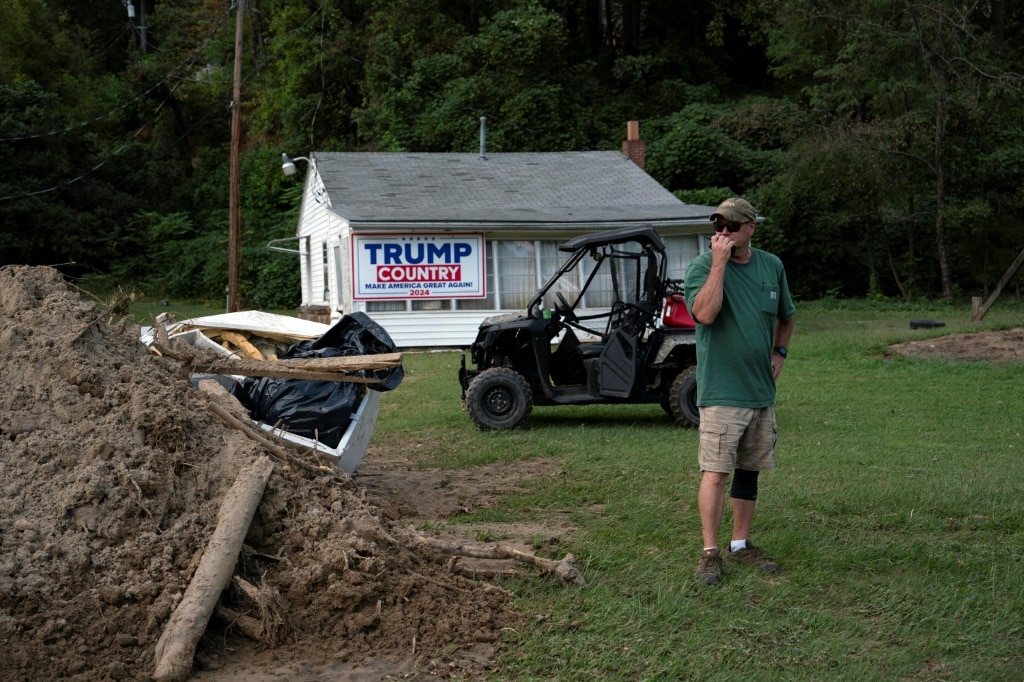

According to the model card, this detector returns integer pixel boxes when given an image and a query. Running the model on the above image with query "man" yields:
[683,198,796,585]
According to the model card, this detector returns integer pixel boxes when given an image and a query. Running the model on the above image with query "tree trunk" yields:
[934,83,953,301]
[992,0,1005,54]
[866,222,877,295]
[152,456,274,682]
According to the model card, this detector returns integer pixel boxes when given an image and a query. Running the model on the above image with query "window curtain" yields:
[663,235,700,282]
[496,240,537,309]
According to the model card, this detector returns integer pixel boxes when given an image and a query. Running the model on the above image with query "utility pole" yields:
[123,1,147,54]
[227,0,244,312]
[124,1,137,52]
[138,1,147,54]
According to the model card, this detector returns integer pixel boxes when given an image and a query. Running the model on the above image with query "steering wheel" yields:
[555,292,578,323]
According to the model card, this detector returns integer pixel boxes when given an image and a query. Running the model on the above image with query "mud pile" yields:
[0,265,517,681]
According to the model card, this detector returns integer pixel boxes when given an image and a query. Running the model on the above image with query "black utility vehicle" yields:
[458,225,700,430]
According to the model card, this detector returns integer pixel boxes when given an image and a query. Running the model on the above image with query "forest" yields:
[1,0,1022,308]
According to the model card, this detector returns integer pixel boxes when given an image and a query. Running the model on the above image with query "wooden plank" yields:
[153,343,401,383]
[971,246,1024,322]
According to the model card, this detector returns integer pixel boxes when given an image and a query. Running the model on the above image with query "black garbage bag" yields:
[234,312,403,448]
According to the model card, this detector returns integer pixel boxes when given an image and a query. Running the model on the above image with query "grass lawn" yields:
[124,297,298,326]
[368,299,1024,681]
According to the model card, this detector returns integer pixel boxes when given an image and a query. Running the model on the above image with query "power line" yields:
[0,1,339,203]
[0,7,234,203]
[308,1,327,151]
[0,77,174,143]
[0,8,232,143]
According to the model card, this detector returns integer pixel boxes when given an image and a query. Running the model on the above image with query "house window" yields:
[538,240,569,308]
[663,235,701,281]
[332,244,344,308]
[367,300,407,312]
[412,300,450,310]
[321,242,330,302]
[456,241,495,310]
[495,240,536,309]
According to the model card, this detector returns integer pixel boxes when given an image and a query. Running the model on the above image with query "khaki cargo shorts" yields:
[697,405,777,473]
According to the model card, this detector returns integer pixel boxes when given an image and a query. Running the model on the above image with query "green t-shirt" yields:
[684,248,795,408]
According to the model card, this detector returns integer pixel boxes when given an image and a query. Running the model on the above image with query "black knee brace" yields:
[730,469,759,501]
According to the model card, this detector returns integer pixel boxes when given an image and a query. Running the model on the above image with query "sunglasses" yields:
[713,219,747,233]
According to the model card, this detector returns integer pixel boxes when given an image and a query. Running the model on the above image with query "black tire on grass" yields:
[464,367,533,431]
[668,366,700,427]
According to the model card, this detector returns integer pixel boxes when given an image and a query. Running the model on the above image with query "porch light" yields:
[281,153,310,176]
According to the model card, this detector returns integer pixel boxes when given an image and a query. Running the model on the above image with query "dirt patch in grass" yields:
[888,327,1024,363]
[0,265,571,682]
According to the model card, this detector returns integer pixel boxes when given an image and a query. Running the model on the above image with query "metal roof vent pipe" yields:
[479,116,487,159]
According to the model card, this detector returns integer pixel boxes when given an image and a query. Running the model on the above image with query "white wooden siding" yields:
[355,310,488,349]
[296,174,334,306]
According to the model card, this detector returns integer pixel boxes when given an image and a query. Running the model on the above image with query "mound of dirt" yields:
[888,327,1024,362]
[0,265,521,681]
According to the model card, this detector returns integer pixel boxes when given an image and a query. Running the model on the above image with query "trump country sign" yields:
[352,233,486,300]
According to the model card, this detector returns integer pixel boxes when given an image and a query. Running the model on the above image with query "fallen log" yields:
[152,456,275,682]
[153,342,401,383]
[406,533,586,586]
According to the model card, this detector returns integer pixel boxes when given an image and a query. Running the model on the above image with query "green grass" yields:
[369,300,1024,681]
[121,296,298,327]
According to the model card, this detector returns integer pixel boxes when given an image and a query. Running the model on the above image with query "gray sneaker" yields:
[728,541,779,573]
[696,548,723,584]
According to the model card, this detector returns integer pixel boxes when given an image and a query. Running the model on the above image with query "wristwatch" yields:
[773,346,788,359]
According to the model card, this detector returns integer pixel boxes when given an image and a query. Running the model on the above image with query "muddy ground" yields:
[1,265,1019,681]
[887,325,1024,363]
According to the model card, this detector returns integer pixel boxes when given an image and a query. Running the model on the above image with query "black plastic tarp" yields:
[232,312,403,448]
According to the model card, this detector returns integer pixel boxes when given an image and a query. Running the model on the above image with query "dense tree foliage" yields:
[1,0,1022,306]
[761,0,1024,300]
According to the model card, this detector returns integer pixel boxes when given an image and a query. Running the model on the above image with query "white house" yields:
[279,128,715,349]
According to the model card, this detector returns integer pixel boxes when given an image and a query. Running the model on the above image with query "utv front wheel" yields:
[465,368,533,431]
[669,366,700,427]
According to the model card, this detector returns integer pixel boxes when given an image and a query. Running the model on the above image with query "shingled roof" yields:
[312,151,714,227]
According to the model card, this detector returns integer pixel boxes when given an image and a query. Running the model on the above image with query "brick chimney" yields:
[622,120,646,170]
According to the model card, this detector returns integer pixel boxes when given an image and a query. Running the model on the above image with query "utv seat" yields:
[577,342,606,359]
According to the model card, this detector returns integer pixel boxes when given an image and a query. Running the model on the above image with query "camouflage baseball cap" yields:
[710,198,757,223]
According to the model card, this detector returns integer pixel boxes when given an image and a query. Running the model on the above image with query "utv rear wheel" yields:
[669,366,700,427]
[465,368,533,431]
